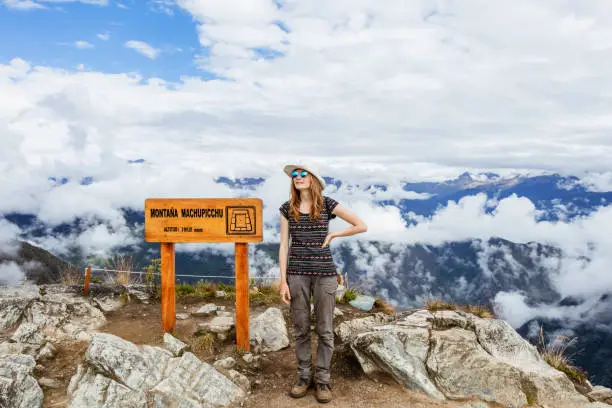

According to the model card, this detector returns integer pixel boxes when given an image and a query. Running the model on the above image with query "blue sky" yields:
[0,1,204,80]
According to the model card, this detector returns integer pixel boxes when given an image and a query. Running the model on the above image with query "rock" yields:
[228,369,250,392]
[0,298,32,330]
[339,309,589,408]
[214,357,236,370]
[589,385,612,404]
[218,306,226,311]
[349,295,376,311]
[208,316,235,333]
[3,287,106,346]
[67,333,245,407]
[0,354,44,408]
[163,333,189,357]
[192,303,217,317]
[242,353,254,364]
[334,313,395,343]
[249,308,289,352]
[350,322,445,400]
[68,364,147,408]
[37,377,62,389]
[334,308,344,317]
[126,285,151,304]
[36,342,57,361]
[176,313,190,320]
[585,403,612,408]
[217,310,233,317]
[93,296,124,313]
[217,333,227,341]
[0,342,41,358]
[427,324,588,407]
[216,290,226,298]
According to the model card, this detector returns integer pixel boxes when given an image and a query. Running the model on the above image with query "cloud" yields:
[74,40,94,49]
[97,32,110,41]
[124,40,160,59]
[2,0,108,9]
[0,262,26,285]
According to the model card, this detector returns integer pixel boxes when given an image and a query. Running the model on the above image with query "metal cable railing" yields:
[87,267,279,280]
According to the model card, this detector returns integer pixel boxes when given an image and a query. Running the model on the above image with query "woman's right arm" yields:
[279,215,291,304]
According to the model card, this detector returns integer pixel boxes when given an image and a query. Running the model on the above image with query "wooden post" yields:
[161,243,176,333]
[235,242,250,352]
[84,266,91,295]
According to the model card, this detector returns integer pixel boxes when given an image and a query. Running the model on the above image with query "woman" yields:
[278,163,367,403]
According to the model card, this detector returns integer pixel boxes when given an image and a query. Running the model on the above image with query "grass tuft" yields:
[105,254,138,285]
[341,288,358,303]
[60,265,83,285]
[373,298,396,315]
[424,298,495,318]
[192,332,216,355]
[537,326,588,385]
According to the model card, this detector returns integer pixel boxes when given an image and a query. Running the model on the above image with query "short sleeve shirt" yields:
[279,196,339,276]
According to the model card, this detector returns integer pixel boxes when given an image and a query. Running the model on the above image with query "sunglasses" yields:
[291,170,309,178]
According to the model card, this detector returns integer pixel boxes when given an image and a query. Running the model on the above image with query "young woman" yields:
[278,163,367,403]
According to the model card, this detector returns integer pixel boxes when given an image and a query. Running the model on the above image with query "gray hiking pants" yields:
[287,274,338,385]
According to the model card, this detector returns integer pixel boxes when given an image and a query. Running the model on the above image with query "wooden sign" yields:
[145,198,263,243]
[144,197,263,352]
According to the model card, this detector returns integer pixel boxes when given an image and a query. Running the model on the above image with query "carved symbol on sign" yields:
[226,206,256,235]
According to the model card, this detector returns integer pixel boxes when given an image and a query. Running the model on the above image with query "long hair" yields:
[289,176,324,223]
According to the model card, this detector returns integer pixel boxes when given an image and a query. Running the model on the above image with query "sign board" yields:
[144,198,263,243]
[143,197,264,352]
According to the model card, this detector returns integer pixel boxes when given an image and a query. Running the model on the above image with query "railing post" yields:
[84,266,91,295]
[161,243,176,333]
[235,242,250,352]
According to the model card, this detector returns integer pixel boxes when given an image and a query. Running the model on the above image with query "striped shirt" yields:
[279,196,339,276]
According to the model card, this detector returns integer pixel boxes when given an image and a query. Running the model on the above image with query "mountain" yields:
[0,241,71,284]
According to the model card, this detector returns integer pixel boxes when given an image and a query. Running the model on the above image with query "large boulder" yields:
[337,309,591,407]
[249,307,290,352]
[67,333,245,408]
[1,284,106,347]
[0,354,44,408]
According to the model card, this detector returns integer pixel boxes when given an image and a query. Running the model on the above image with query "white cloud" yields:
[97,32,110,41]
[0,262,26,285]
[2,0,108,9]
[74,40,94,49]
[124,40,160,59]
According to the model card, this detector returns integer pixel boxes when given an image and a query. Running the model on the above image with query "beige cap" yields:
[283,163,326,189]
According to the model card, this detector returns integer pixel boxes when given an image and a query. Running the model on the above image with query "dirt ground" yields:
[37,298,480,408]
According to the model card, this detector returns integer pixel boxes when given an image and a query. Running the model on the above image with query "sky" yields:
[2,1,612,327]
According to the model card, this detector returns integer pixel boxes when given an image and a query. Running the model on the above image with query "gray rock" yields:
[228,369,250,392]
[242,353,254,364]
[213,357,236,370]
[163,333,189,357]
[217,333,227,341]
[36,342,57,361]
[588,385,612,403]
[208,316,235,333]
[68,364,147,408]
[37,377,62,389]
[426,325,588,407]
[215,291,226,298]
[334,313,395,343]
[249,308,289,352]
[349,295,376,311]
[126,285,151,304]
[67,333,245,407]
[334,308,344,317]
[4,289,106,346]
[192,304,218,317]
[0,342,41,357]
[0,354,44,408]
[93,296,124,313]
[216,310,233,317]
[176,313,190,320]
[0,298,31,330]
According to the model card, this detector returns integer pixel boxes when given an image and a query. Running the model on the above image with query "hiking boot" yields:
[315,383,332,403]
[289,376,311,398]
